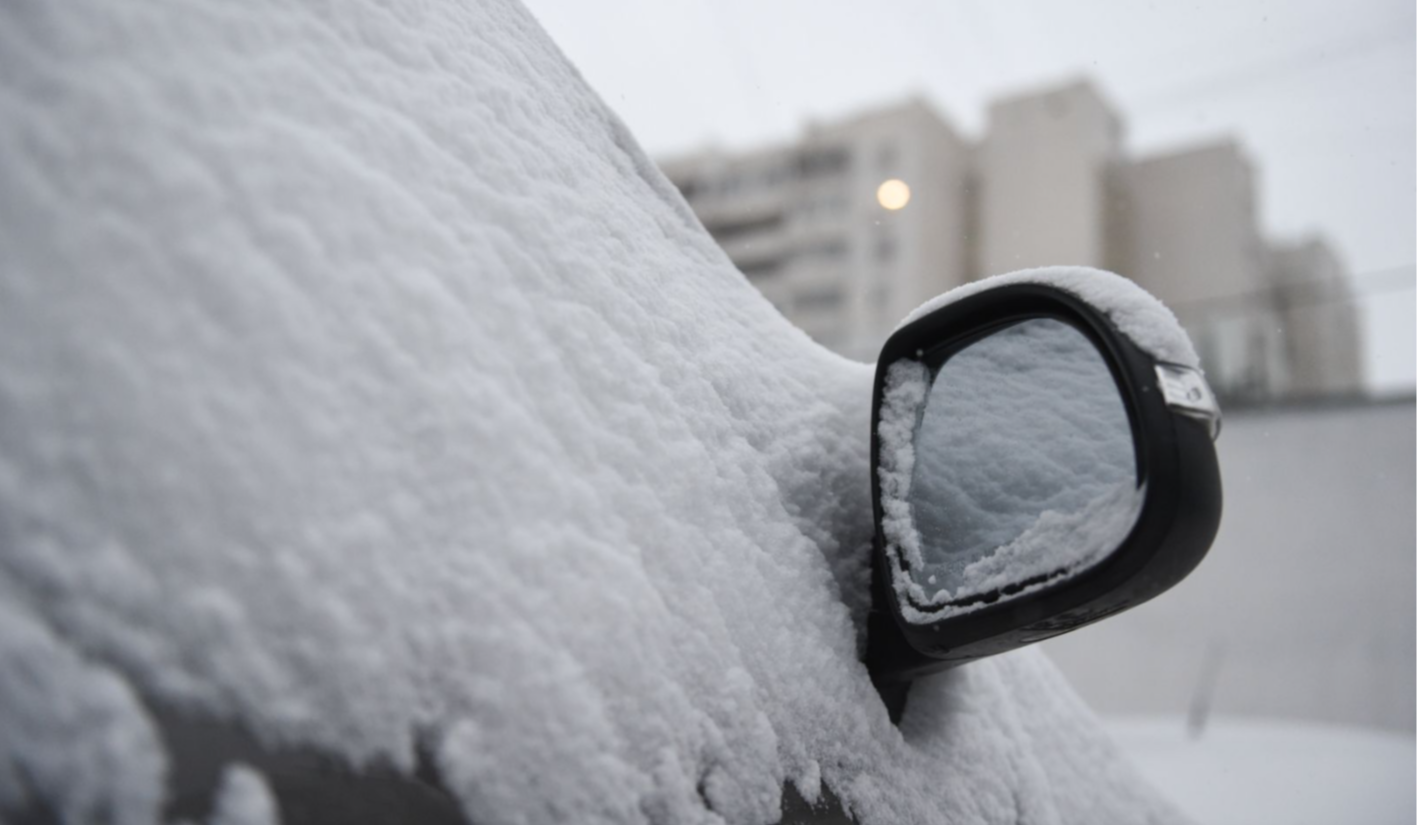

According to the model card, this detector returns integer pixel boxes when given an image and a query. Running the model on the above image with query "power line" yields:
[1165,264,1414,318]
[1130,27,1414,114]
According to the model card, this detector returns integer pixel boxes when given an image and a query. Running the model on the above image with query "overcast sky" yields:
[524,0,1415,391]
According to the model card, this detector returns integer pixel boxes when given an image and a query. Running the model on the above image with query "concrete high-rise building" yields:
[659,80,1363,400]
[1269,238,1365,397]
[1113,141,1287,398]
[660,100,970,360]
[977,80,1123,276]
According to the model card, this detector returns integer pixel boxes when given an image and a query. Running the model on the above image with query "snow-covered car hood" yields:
[0,2,1184,823]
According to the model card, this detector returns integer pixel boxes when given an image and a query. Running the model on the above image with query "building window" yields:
[704,213,784,242]
[799,193,848,220]
[763,163,792,187]
[798,240,848,260]
[797,147,850,178]
[795,284,845,313]
[739,259,782,281]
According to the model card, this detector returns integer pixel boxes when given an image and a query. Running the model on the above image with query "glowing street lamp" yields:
[877,179,911,211]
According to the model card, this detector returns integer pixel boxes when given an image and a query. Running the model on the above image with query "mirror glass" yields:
[881,317,1143,616]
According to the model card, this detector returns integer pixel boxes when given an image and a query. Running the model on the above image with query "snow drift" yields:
[0,2,1187,823]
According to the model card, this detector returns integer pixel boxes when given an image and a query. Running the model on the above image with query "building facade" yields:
[660,81,1363,399]
[660,100,970,361]
[1112,141,1289,398]
[1268,238,1365,397]
[977,80,1123,275]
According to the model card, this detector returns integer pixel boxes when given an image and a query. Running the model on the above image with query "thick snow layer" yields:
[0,2,1184,824]
[900,268,1200,370]
[0,599,167,825]
[878,319,1142,619]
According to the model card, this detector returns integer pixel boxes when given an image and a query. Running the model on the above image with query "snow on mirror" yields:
[879,317,1144,620]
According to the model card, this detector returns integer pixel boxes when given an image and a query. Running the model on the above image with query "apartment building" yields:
[660,99,970,361]
[660,81,1363,399]
[1269,238,1365,397]
[977,80,1123,276]
[1112,141,1289,397]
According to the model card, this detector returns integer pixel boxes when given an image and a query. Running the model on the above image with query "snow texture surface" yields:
[0,2,1186,824]
[900,268,1200,370]
[878,319,1143,619]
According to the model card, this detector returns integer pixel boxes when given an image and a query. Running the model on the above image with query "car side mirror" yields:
[865,279,1223,695]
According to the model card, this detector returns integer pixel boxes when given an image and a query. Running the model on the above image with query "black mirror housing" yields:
[865,279,1223,685]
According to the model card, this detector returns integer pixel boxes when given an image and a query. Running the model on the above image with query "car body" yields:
[0,2,1194,823]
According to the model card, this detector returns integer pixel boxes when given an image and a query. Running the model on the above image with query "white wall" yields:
[1044,399,1417,733]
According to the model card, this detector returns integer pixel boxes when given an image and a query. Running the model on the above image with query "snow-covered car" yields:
[0,2,1220,824]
